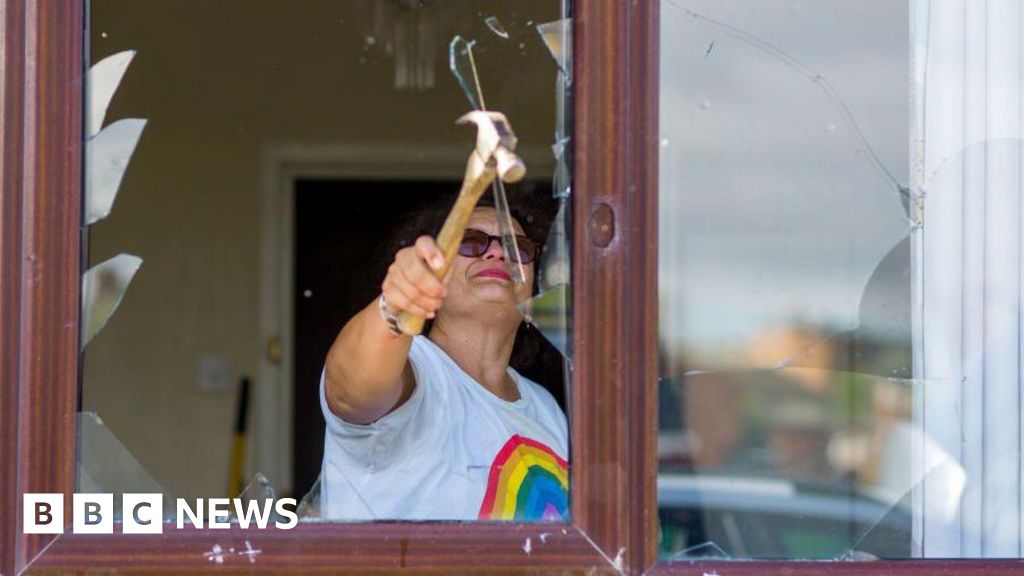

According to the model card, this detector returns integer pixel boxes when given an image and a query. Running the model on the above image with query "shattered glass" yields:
[82,2,569,525]
[86,118,147,225]
[913,139,1024,557]
[658,0,924,560]
[536,19,571,82]
[232,472,290,526]
[235,472,277,501]
[80,253,142,348]
[667,541,730,561]
[77,412,176,519]
[85,51,144,226]
[444,14,574,362]
[297,473,323,520]
[448,35,528,285]
[521,17,574,359]
[81,48,146,348]
[484,16,511,40]
[522,199,572,358]
[449,35,486,110]
[658,0,911,375]
[492,178,528,285]
[86,50,136,138]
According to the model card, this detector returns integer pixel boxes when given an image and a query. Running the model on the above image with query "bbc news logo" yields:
[23,494,298,534]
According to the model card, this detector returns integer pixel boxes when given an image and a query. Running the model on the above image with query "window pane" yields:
[82,0,573,525]
[657,0,915,560]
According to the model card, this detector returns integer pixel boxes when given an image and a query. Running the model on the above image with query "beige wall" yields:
[83,0,558,501]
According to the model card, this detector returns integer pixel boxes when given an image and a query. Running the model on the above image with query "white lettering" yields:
[207,498,231,529]
[232,499,273,529]
[176,498,203,529]
[274,498,298,529]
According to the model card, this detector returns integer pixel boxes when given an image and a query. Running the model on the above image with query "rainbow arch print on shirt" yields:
[478,434,569,521]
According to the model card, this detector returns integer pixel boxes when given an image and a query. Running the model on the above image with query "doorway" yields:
[290,178,566,497]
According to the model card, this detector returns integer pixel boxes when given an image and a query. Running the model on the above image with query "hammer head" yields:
[457,111,527,183]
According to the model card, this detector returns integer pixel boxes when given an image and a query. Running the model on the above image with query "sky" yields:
[658,0,911,368]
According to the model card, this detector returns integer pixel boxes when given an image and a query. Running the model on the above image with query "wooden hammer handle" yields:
[395,157,497,336]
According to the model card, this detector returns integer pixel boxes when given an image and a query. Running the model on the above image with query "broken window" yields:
[661,0,1024,561]
[80,0,572,525]
[658,0,919,560]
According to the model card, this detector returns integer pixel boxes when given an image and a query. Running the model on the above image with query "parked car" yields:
[657,473,912,560]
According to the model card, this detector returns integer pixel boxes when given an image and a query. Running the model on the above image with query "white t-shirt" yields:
[319,335,569,521]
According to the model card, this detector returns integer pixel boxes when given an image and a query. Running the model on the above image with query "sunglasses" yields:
[458,229,540,264]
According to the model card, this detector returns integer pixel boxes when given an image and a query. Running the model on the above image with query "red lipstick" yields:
[475,268,512,281]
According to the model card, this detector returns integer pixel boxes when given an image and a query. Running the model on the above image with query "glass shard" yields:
[81,253,142,348]
[449,35,485,110]
[538,200,571,291]
[484,16,510,40]
[551,138,571,200]
[448,34,524,285]
[492,178,526,284]
[521,201,572,358]
[236,471,277,500]
[86,50,136,138]
[297,473,323,520]
[522,283,570,358]
[86,118,147,225]
[77,412,174,519]
[669,541,731,560]
[536,19,572,82]
[81,1,573,526]
[232,472,290,524]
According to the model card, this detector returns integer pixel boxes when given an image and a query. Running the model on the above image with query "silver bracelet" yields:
[378,293,404,336]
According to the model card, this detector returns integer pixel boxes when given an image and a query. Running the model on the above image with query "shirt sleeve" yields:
[319,336,449,471]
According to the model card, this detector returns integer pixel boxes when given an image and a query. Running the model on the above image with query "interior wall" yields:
[83,0,558,501]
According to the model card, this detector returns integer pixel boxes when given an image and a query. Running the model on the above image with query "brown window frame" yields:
[2,1,1024,574]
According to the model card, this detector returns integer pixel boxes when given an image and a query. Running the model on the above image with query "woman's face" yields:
[440,207,535,322]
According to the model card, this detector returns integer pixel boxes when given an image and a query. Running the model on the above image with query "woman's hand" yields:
[381,236,449,320]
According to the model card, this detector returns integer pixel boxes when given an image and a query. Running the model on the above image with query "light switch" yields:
[197,356,232,393]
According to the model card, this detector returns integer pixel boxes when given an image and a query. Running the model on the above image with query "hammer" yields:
[395,110,526,335]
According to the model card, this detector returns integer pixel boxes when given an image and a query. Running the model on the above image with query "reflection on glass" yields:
[915,139,1024,557]
[86,118,147,225]
[658,370,965,559]
[81,253,142,348]
[658,0,914,560]
[86,50,136,138]
[536,19,571,82]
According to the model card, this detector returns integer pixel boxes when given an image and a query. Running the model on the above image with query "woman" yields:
[319,205,568,521]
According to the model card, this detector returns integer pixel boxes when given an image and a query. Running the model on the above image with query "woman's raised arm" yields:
[323,235,448,424]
